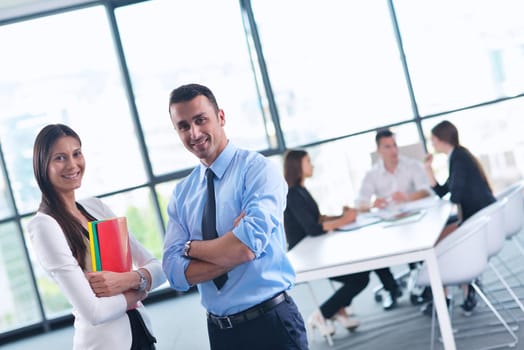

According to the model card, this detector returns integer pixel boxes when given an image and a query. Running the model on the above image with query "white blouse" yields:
[28,197,166,350]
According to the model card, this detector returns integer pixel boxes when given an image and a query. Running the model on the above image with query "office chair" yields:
[496,181,524,263]
[481,181,524,310]
[370,142,426,164]
[471,198,524,316]
[496,180,524,238]
[416,215,518,350]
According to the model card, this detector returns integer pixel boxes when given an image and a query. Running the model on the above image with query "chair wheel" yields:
[374,293,383,302]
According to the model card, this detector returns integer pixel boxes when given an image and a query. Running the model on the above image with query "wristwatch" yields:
[135,269,148,292]
[183,240,193,257]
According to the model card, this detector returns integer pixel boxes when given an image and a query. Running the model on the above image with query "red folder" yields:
[88,217,132,273]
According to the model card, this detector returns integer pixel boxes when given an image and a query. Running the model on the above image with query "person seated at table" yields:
[355,128,433,310]
[283,149,369,338]
[423,120,496,316]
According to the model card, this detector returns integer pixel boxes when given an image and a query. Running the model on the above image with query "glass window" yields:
[0,6,147,215]
[115,0,271,176]
[0,222,42,331]
[251,0,414,147]
[422,97,524,194]
[394,0,524,115]
[21,216,72,318]
[281,123,422,214]
[0,158,14,219]
[155,180,179,228]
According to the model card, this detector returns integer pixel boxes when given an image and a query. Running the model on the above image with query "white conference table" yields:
[287,197,456,350]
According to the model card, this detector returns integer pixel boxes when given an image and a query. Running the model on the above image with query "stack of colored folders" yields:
[88,217,132,272]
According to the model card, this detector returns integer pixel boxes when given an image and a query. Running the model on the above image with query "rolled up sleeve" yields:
[232,158,287,258]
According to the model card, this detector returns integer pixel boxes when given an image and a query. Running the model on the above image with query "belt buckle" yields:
[216,316,233,329]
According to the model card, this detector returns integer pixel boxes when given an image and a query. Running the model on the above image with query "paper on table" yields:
[336,212,382,231]
[370,195,439,221]
[382,209,427,227]
[397,195,440,212]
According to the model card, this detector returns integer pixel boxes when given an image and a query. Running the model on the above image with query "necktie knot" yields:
[205,168,215,185]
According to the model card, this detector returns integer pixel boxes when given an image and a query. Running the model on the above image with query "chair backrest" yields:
[496,181,524,238]
[417,216,490,286]
[495,180,524,200]
[370,142,425,164]
[464,199,507,259]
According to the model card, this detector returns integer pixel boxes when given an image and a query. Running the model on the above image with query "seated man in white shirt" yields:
[356,129,433,310]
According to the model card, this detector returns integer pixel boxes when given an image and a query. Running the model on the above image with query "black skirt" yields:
[127,309,157,350]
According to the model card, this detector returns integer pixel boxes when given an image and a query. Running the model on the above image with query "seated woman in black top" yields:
[424,120,496,315]
[283,150,369,338]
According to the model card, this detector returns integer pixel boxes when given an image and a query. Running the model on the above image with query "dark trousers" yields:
[127,309,156,350]
[320,271,370,318]
[207,294,308,350]
[374,268,399,293]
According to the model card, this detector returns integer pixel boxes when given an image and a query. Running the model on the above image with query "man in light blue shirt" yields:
[162,83,307,350]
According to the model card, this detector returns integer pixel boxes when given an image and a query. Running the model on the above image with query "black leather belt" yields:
[207,292,287,329]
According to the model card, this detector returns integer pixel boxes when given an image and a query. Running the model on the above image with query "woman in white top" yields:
[28,124,166,350]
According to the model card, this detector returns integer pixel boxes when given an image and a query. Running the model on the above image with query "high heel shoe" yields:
[307,310,335,341]
[332,313,360,331]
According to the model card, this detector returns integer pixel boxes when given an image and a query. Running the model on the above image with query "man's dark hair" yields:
[375,128,394,147]
[168,83,219,113]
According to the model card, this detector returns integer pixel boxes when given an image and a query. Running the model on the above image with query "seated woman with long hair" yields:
[423,120,496,315]
[283,150,369,338]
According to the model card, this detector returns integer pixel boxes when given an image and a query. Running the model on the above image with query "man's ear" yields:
[218,109,226,126]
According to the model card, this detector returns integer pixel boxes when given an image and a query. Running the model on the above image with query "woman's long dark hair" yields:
[283,150,308,187]
[33,124,88,270]
[431,120,492,192]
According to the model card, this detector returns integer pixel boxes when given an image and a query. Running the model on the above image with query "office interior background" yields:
[1,0,523,344]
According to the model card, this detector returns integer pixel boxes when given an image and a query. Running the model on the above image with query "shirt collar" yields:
[377,156,401,175]
[199,141,236,182]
